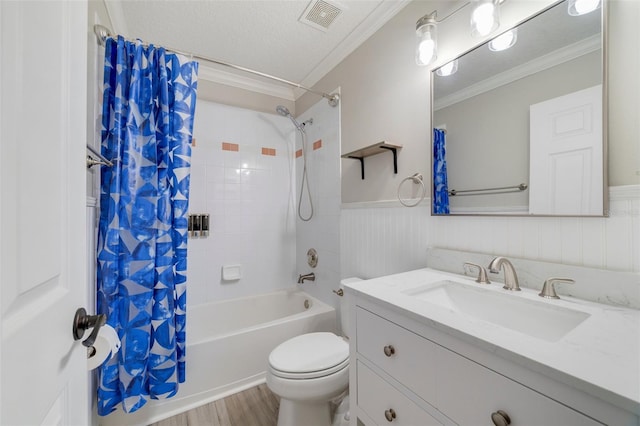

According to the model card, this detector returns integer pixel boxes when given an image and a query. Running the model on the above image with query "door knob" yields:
[72,308,106,348]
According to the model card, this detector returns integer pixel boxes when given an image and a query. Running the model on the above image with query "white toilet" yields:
[267,278,361,426]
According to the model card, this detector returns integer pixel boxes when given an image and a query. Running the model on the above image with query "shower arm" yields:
[93,25,340,108]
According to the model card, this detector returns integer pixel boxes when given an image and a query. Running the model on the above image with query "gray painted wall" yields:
[435,51,601,209]
[298,0,640,203]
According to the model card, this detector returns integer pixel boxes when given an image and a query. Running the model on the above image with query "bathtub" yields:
[98,289,336,426]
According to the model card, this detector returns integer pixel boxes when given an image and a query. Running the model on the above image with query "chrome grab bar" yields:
[448,183,527,197]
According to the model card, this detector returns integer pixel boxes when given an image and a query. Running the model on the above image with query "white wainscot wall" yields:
[341,186,640,281]
[187,100,297,307]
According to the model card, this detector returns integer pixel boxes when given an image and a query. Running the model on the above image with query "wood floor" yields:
[149,384,280,426]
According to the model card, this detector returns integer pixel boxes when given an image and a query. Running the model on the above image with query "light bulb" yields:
[415,15,438,66]
[568,0,600,16]
[418,39,436,65]
[436,60,458,77]
[471,0,499,37]
[488,28,517,51]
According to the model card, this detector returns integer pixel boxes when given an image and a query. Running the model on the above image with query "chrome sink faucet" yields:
[488,257,521,291]
[297,272,315,284]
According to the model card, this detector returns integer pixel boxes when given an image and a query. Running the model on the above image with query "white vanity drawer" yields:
[357,361,443,426]
[356,307,437,404]
[435,345,603,426]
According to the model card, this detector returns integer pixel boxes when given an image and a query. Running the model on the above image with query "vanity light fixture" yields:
[488,28,517,51]
[415,11,438,66]
[416,0,507,67]
[435,59,459,76]
[567,0,600,16]
[470,0,500,37]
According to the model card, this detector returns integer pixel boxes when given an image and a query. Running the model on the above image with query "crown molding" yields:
[103,1,295,101]
[298,0,412,94]
[435,35,601,111]
[197,65,296,101]
[103,0,410,102]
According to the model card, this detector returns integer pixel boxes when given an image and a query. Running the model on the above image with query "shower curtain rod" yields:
[93,24,340,107]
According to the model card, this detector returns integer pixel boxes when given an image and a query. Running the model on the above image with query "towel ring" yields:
[397,173,426,207]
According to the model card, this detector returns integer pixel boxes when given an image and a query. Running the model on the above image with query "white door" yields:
[1,1,89,425]
[529,85,603,215]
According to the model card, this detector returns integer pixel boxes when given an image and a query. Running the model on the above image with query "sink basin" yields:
[405,280,590,342]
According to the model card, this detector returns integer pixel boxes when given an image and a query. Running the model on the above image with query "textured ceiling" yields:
[105,0,410,92]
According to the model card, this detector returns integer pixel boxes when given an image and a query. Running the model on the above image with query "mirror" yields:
[431,0,606,216]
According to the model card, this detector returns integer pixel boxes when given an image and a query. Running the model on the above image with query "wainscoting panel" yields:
[341,186,640,282]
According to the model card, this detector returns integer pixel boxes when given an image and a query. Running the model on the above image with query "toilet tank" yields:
[339,277,362,338]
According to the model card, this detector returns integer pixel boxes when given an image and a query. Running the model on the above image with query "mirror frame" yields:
[430,0,608,217]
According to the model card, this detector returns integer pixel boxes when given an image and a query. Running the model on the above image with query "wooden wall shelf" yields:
[341,142,402,180]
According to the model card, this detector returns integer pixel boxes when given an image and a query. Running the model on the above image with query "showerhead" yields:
[276,105,305,132]
[276,105,291,117]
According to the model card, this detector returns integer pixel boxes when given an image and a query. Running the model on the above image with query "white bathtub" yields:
[99,289,336,426]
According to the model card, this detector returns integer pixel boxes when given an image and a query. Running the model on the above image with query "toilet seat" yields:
[270,357,349,380]
[269,332,349,380]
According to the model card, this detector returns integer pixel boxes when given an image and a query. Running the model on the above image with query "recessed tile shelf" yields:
[341,141,402,180]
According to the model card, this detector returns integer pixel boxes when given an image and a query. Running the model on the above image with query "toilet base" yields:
[277,398,332,426]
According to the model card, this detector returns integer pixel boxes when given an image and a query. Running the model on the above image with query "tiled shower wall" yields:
[341,186,640,281]
[187,100,297,307]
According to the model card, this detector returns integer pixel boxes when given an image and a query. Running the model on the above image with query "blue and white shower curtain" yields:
[433,129,450,214]
[96,36,198,415]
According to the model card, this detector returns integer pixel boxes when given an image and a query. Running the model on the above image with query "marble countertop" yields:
[344,268,640,414]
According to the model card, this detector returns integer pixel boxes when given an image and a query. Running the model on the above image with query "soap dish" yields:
[222,264,242,281]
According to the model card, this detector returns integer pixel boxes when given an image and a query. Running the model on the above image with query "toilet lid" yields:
[269,332,349,376]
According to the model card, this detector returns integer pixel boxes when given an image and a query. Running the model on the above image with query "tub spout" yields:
[297,272,315,284]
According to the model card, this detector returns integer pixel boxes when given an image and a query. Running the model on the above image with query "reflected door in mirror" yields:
[529,85,603,215]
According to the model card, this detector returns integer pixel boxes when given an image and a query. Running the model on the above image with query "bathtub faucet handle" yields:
[297,272,315,284]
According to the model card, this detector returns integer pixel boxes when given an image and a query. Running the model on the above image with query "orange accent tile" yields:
[270,148,277,156]
[261,147,276,156]
[191,137,197,147]
[313,139,322,150]
[295,149,303,158]
[222,142,239,152]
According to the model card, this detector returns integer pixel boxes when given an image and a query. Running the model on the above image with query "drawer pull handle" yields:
[384,408,396,422]
[491,410,511,426]
[383,345,396,357]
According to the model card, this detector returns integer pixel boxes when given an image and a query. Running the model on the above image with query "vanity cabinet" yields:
[433,343,600,425]
[350,299,635,426]
[357,361,443,426]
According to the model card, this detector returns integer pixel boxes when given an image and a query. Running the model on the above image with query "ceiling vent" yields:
[299,0,343,32]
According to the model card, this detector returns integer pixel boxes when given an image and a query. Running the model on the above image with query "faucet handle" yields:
[464,262,491,284]
[539,277,574,299]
